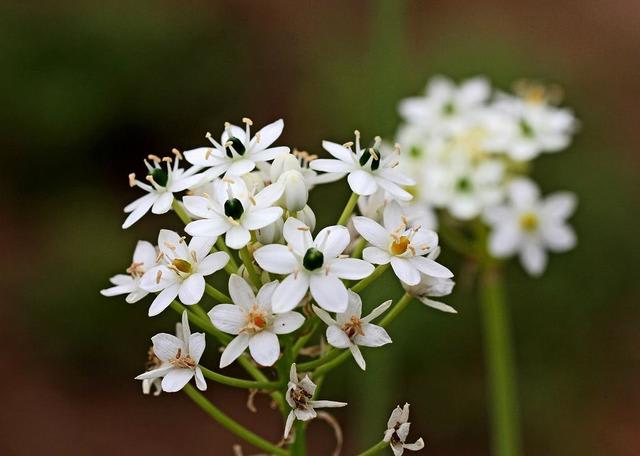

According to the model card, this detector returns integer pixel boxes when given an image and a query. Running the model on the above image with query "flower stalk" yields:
[337,192,359,226]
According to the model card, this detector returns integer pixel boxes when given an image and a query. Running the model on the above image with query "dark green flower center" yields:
[224,198,244,220]
[442,101,456,116]
[519,120,535,138]
[226,136,245,158]
[358,144,381,171]
[456,177,472,192]
[149,168,168,187]
[303,247,324,271]
[409,146,422,158]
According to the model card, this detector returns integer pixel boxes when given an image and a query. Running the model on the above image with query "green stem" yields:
[480,264,522,456]
[297,348,339,372]
[291,420,307,456]
[379,292,413,328]
[205,283,231,303]
[199,365,282,390]
[183,385,288,456]
[239,246,262,288]
[356,440,389,456]
[292,320,319,358]
[337,192,359,226]
[351,263,389,293]
[351,237,367,259]
[172,200,191,225]
[216,237,240,273]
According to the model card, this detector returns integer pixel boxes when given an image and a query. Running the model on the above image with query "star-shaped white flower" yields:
[123,150,205,229]
[402,248,456,314]
[310,131,415,201]
[101,240,158,303]
[312,291,392,370]
[135,311,207,393]
[484,178,577,276]
[383,403,425,456]
[209,275,305,368]
[254,217,374,313]
[140,230,229,316]
[353,201,453,286]
[183,176,284,250]
[284,363,347,439]
[183,118,289,178]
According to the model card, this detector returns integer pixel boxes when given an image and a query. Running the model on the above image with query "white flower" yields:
[183,176,284,249]
[353,202,453,286]
[484,178,577,276]
[209,275,305,368]
[398,75,490,138]
[123,150,205,229]
[254,217,374,313]
[140,230,229,316]
[284,363,347,439]
[312,291,392,370]
[358,189,437,231]
[135,311,207,392]
[402,249,456,314]
[383,403,425,456]
[183,118,289,177]
[101,240,157,303]
[310,132,415,201]
[489,91,577,161]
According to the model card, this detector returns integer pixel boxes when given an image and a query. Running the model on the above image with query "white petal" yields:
[248,331,280,366]
[185,218,231,238]
[315,225,350,258]
[198,251,229,275]
[228,274,256,309]
[255,119,284,149]
[309,158,352,174]
[178,274,205,305]
[272,273,310,312]
[272,312,305,334]
[194,366,207,391]
[284,412,296,438]
[254,182,285,207]
[419,297,458,313]
[208,304,247,335]
[362,299,393,323]
[188,333,206,363]
[256,280,278,312]
[151,333,184,361]
[140,265,177,292]
[326,325,351,348]
[283,217,313,256]
[403,438,425,451]
[161,368,194,392]
[488,224,521,257]
[219,333,251,368]
[353,216,390,249]
[362,246,392,265]
[182,195,214,219]
[225,225,251,249]
[311,305,337,326]
[409,256,453,278]
[188,236,217,262]
[254,245,297,274]
[135,365,172,380]
[348,169,378,196]
[308,400,347,409]
[375,177,413,202]
[310,274,348,312]
[243,207,283,230]
[133,240,158,267]
[158,229,189,259]
[122,193,157,229]
[322,140,355,162]
[148,284,180,316]
[509,178,540,208]
[390,257,420,286]
[349,344,367,370]
[541,223,576,252]
[329,258,374,280]
[354,323,391,347]
[151,192,174,214]
[520,241,547,276]
[542,192,577,220]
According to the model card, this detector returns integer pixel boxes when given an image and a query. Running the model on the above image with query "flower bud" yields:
[242,171,266,193]
[293,205,316,231]
[278,170,308,212]
[256,216,284,245]
[270,151,301,182]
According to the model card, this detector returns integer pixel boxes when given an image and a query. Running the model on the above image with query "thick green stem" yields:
[199,365,282,390]
[183,385,288,456]
[356,440,389,456]
[216,237,240,273]
[480,265,522,456]
[337,192,359,226]
[205,283,231,303]
[351,263,389,293]
[291,421,307,456]
[172,200,191,225]
[351,237,367,259]
[379,292,413,328]
[239,246,262,288]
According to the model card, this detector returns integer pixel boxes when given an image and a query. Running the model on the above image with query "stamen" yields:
[128,173,136,187]
[297,226,310,232]
[164,241,176,251]
[162,156,172,163]
[147,154,161,163]
[205,148,213,159]
[155,270,162,284]
[171,148,183,160]
[242,117,253,126]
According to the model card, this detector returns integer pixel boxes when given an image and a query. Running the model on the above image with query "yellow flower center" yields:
[170,348,196,369]
[171,258,192,274]
[243,305,269,334]
[519,212,539,232]
[390,236,410,255]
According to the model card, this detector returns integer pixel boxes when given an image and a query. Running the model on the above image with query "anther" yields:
[171,148,183,159]
[242,117,253,126]
[147,154,161,163]
[155,270,162,284]
[128,173,136,187]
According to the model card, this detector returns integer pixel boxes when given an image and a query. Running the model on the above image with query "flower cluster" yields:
[103,117,453,454]
[396,76,578,275]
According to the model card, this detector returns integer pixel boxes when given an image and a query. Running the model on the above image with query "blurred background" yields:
[1,0,639,454]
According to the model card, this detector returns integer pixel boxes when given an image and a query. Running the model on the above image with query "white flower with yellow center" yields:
[383,403,425,456]
[310,131,415,201]
[123,150,205,229]
[353,201,453,286]
[254,217,374,313]
[140,230,229,316]
[183,118,289,178]
[283,363,347,439]
[135,311,207,393]
[208,275,305,368]
[101,240,158,303]
[402,248,456,314]
[484,178,577,276]
[312,291,392,370]
[183,175,284,249]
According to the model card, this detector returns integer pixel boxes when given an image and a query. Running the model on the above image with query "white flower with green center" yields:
[253,217,374,313]
[383,403,425,456]
[135,311,207,393]
[353,201,453,286]
[484,178,577,276]
[310,131,415,201]
[183,176,284,249]
[312,291,392,370]
[283,363,347,439]
[100,240,158,303]
[140,230,229,316]
[183,118,290,178]
[209,275,305,368]
[123,150,205,229]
